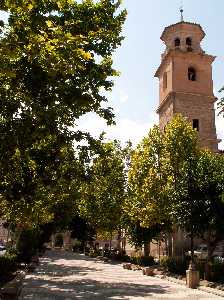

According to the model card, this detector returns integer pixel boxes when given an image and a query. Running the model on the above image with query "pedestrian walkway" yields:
[20,250,223,299]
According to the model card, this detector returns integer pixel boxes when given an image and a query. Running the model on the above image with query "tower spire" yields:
[180,4,184,22]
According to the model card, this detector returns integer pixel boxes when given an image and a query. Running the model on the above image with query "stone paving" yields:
[20,250,223,299]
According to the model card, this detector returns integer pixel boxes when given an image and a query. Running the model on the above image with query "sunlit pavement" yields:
[20,250,222,299]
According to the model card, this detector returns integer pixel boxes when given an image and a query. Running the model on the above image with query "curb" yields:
[155,274,224,298]
[198,286,224,298]
[146,275,224,298]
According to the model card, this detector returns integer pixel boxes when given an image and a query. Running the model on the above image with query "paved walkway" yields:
[20,250,223,299]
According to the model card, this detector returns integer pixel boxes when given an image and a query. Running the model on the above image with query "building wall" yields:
[174,92,218,151]
[172,52,214,97]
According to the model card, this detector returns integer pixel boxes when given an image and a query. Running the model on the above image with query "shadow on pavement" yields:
[22,277,170,299]
[22,250,171,299]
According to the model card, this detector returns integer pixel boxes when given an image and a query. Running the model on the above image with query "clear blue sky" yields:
[79,0,224,148]
[0,1,223,148]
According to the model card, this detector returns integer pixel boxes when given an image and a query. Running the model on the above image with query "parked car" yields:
[186,243,224,260]
[0,245,6,256]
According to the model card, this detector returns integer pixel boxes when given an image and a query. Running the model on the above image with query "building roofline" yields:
[161,21,206,41]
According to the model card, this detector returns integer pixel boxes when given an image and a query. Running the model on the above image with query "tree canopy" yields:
[0,0,127,226]
[79,140,126,233]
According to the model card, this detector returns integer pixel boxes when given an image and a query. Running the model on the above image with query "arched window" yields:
[174,38,180,47]
[186,37,192,46]
[188,67,196,81]
[163,72,167,90]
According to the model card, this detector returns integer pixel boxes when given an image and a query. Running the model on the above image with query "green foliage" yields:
[160,256,188,275]
[194,259,224,283]
[0,0,126,225]
[70,216,96,246]
[164,115,200,236]
[164,115,224,270]
[194,151,224,236]
[218,86,224,116]
[211,260,224,283]
[16,228,40,263]
[126,125,170,228]
[0,254,17,277]
[79,140,126,232]
[122,216,168,249]
[130,255,155,266]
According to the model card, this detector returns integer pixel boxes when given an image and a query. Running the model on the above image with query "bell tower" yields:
[155,17,219,151]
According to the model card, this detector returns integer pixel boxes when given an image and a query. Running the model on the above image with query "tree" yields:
[69,216,96,251]
[125,125,171,254]
[0,0,126,225]
[165,115,224,269]
[193,150,224,279]
[164,114,199,261]
[122,215,169,256]
[218,86,224,116]
[79,141,126,235]
[126,125,170,228]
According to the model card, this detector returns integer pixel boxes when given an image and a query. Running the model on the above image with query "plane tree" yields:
[0,0,126,225]
[78,141,126,238]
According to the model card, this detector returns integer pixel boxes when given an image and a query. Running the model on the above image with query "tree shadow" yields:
[33,260,101,278]
[22,277,170,299]
[22,251,172,299]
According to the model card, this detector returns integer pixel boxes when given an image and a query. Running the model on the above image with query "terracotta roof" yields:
[161,21,205,41]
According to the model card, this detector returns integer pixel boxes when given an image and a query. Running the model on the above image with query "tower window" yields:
[193,119,199,131]
[174,38,180,47]
[163,72,167,90]
[186,37,193,51]
[188,67,196,81]
[186,37,192,46]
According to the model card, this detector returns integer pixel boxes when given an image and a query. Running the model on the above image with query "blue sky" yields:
[1,1,223,148]
[78,0,224,148]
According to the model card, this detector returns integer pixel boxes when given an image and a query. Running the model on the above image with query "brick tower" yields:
[155,18,219,151]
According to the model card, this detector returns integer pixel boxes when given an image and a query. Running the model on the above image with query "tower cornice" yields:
[155,50,216,78]
[156,91,217,114]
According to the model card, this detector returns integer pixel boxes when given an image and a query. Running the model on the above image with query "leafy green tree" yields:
[79,141,126,235]
[125,126,171,255]
[160,115,224,272]
[193,150,224,279]
[126,125,170,228]
[122,215,169,256]
[69,216,96,251]
[0,0,126,225]
[164,114,199,260]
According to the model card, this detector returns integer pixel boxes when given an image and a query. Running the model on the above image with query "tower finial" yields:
[180,3,184,22]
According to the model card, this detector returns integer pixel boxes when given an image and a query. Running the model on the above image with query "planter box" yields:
[143,267,154,276]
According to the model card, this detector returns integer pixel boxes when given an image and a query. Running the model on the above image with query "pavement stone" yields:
[20,250,223,299]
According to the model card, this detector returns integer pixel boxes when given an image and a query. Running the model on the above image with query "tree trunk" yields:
[117,229,121,254]
[143,242,150,257]
[158,240,161,260]
[122,231,126,254]
[204,234,216,281]
[109,232,113,251]
[190,234,194,263]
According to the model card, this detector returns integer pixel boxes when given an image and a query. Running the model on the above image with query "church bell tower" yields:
[155,14,219,151]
